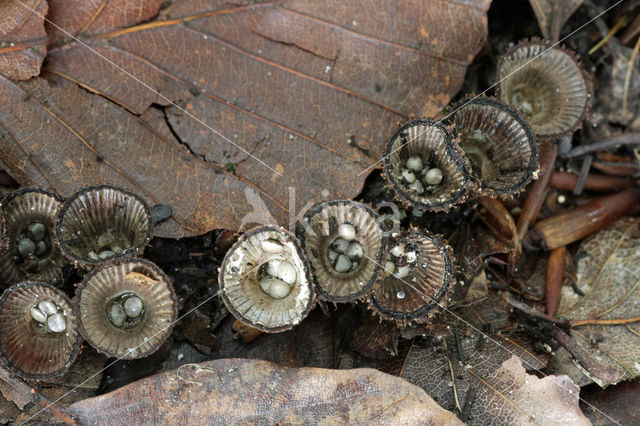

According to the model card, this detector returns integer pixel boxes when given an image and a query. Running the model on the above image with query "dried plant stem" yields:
[620,13,640,44]
[232,319,263,343]
[0,365,76,425]
[517,143,557,240]
[571,316,640,327]
[588,13,633,54]
[592,160,640,177]
[565,133,640,158]
[623,35,640,111]
[545,247,566,317]
[478,196,518,246]
[553,328,619,383]
[442,339,462,412]
[549,171,632,192]
[532,188,640,250]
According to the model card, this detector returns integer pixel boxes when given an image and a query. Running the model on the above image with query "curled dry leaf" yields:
[488,356,589,425]
[0,0,48,80]
[399,292,570,424]
[557,216,640,386]
[529,0,584,42]
[66,358,462,425]
[401,331,550,424]
[0,0,490,238]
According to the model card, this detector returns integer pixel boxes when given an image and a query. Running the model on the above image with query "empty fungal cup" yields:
[383,119,473,213]
[55,185,152,267]
[0,188,67,285]
[220,226,315,332]
[452,96,538,197]
[298,200,387,303]
[497,40,591,139]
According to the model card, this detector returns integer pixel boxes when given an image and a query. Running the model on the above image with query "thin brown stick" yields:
[442,339,462,412]
[623,35,640,111]
[572,316,640,326]
[554,328,619,383]
[545,247,566,317]
[564,133,640,158]
[517,144,557,240]
[531,188,640,250]
[592,160,640,177]
[0,365,76,425]
[477,196,518,246]
[549,171,632,192]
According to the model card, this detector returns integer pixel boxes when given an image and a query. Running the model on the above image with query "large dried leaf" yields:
[399,293,574,424]
[557,216,640,386]
[46,0,164,46]
[0,0,490,237]
[0,0,48,80]
[401,333,552,424]
[66,358,462,424]
[529,0,583,41]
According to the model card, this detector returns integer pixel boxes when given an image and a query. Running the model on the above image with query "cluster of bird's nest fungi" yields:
[0,39,591,381]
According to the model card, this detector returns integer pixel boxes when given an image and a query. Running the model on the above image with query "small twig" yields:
[453,331,468,364]
[571,316,640,327]
[549,171,632,192]
[588,13,633,55]
[502,292,570,328]
[623,35,640,111]
[554,328,619,383]
[442,339,462,413]
[0,365,76,425]
[545,247,566,317]
[531,188,640,250]
[517,143,557,240]
[564,133,640,158]
[458,387,475,423]
[573,155,592,195]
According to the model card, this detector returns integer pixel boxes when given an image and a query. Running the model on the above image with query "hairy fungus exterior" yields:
[220,226,314,333]
[298,200,387,303]
[383,119,472,213]
[452,96,538,197]
[55,185,153,267]
[76,259,177,359]
[497,39,591,139]
[0,281,81,380]
[0,188,67,286]
[369,231,455,325]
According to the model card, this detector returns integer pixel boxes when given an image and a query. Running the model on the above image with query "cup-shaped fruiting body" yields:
[0,188,67,285]
[497,39,591,139]
[369,231,455,324]
[298,200,387,302]
[452,97,538,197]
[220,226,314,332]
[75,259,177,359]
[55,185,153,267]
[0,281,81,380]
[383,119,472,213]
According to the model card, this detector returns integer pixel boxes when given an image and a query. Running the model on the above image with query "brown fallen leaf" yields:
[0,0,490,238]
[489,356,589,425]
[529,0,584,42]
[557,216,640,386]
[0,0,48,80]
[399,292,565,424]
[66,358,463,424]
[46,0,164,47]
[401,331,549,423]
